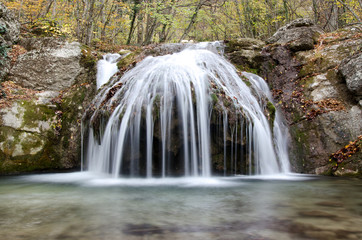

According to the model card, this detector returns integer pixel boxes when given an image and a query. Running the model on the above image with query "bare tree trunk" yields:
[233,0,244,38]
[312,0,319,23]
[84,0,96,45]
[179,0,204,41]
[127,0,141,45]
[101,1,116,41]
[137,12,144,45]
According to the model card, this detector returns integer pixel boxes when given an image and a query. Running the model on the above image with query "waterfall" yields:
[83,42,290,178]
[96,53,121,89]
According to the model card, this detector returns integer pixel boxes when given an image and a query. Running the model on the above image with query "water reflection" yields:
[0,173,361,240]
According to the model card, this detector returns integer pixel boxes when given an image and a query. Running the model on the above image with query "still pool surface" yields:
[0,173,361,240]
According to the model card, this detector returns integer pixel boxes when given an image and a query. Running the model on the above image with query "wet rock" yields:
[267,18,323,52]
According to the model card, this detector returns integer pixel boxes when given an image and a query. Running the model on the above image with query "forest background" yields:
[3,0,362,48]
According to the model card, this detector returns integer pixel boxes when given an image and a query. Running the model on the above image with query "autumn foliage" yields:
[330,135,362,171]
[4,0,362,46]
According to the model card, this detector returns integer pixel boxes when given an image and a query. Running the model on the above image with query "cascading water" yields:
[82,42,290,178]
[96,53,121,89]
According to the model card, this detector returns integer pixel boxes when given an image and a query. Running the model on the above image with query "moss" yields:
[223,99,232,107]
[298,63,316,78]
[117,53,136,69]
[60,86,88,148]
[291,110,303,123]
[290,126,310,171]
[239,74,252,87]
[21,101,55,128]
[210,93,218,105]
[0,127,61,175]
[20,135,43,155]
[80,46,97,70]
[266,101,276,127]
[152,94,161,119]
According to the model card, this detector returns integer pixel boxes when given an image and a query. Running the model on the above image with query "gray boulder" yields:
[267,18,323,52]
[8,38,83,91]
[0,3,20,81]
[339,53,362,99]
[225,38,265,70]
[0,3,20,45]
[0,37,97,174]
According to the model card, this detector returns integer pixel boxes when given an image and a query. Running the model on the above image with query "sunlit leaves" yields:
[330,135,362,170]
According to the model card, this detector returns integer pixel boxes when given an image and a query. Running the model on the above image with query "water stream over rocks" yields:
[83,42,290,178]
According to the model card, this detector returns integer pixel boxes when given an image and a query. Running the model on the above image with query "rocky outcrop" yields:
[225,20,361,177]
[0,2,20,81]
[0,37,97,174]
[267,18,323,52]
[339,53,362,100]
[253,22,361,177]
[224,38,265,71]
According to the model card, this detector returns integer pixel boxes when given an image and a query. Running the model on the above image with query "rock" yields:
[225,38,264,51]
[339,53,362,99]
[225,38,265,71]
[0,37,97,174]
[267,18,323,52]
[0,3,20,81]
[254,24,361,175]
[0,3,20,46]
[8,39,83,91]
[0,101,55,134]
[334,168,359,177]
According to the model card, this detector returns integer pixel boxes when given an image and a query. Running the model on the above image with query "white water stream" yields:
[84,43,290,178]
[96,53,121,89]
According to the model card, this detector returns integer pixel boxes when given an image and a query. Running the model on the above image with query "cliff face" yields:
[226,19,361,177]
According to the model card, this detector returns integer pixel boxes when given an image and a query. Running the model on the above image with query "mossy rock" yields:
[266,101,276,127]
[117,49,142,69]
[0,126,61,174]
[225,38,265,52]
